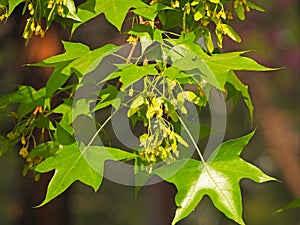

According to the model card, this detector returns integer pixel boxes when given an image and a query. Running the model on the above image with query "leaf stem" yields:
[83,93,145,150]
[177,115,206,163]
[126,43,137,64]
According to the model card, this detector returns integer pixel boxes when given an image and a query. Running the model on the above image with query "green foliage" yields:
[276,198,300,213]
[35,144,135,206]
[73,0,147,32]
[154,131,275,225]
[0,0,278,224]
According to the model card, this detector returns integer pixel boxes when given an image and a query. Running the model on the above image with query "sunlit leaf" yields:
[104,64,159,90]
[32,42,119,96]
[51,99,73,134]
[8,0,22,15]
[169,40,276,120]
[72,0,147,32]
[64,0,81,21]
[35,143,135,206]
[154,131,275,225]
[38,41,90,65]
[133,3,172,21]
[247,1,265,12]
[221,24,241,43]
[235,5,245,20]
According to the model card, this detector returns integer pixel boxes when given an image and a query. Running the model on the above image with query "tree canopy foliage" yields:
[0,0,281,224]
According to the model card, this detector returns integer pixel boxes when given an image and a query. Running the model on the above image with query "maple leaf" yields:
[31,41,119,97]
[101,64,159,89]
[169,37,277,121]
[154,131,276,225]
[35,143,135,206]
[72,0,147,32]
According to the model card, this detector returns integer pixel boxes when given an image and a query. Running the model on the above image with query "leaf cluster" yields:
[0,0,277,224]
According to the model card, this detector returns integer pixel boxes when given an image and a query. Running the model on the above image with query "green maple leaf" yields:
[276,198,300,213]
[8,0,23,15]
[72,0,147,32]
[200,51,274,121]
[35,143,135,206]
[154,131,275,225]
[133,3,173,21]
[102,64,159,89]
[31,41,119,97]
[169,38,276,120]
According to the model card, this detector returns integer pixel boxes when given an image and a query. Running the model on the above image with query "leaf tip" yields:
[33,199,49,208]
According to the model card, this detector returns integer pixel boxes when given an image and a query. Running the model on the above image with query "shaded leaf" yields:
[276,198,300,213]
[45,62,71,97]
[52,99,73,134]
[0,86,48,120]
[34,116,55,130]
[0,85,36,109]
[17,88,46,120]
[28,141,60,158]
[0,135,21,157]
[56,123,75,145]
[158,8,182,30]
[128,24,164,43]
[93,85,123,111]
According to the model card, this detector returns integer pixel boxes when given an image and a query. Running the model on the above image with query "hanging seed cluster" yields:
[127,75,206,172]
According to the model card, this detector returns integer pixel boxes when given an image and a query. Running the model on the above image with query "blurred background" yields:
[0,0,299,224]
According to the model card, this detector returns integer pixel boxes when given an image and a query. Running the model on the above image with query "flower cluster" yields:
[47,0,67,17]
[22,0,70,41]
[0,5,8,21]
[6,122,42,179]
[130,93,188,172]
[23,18,45,39]
[147,0,263,51]
[139,119,188,173]
[127,35,138,45]
[234,0,250,12]
[126,72,208,173]
[22,2,46,40]
[5,106,49,180]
